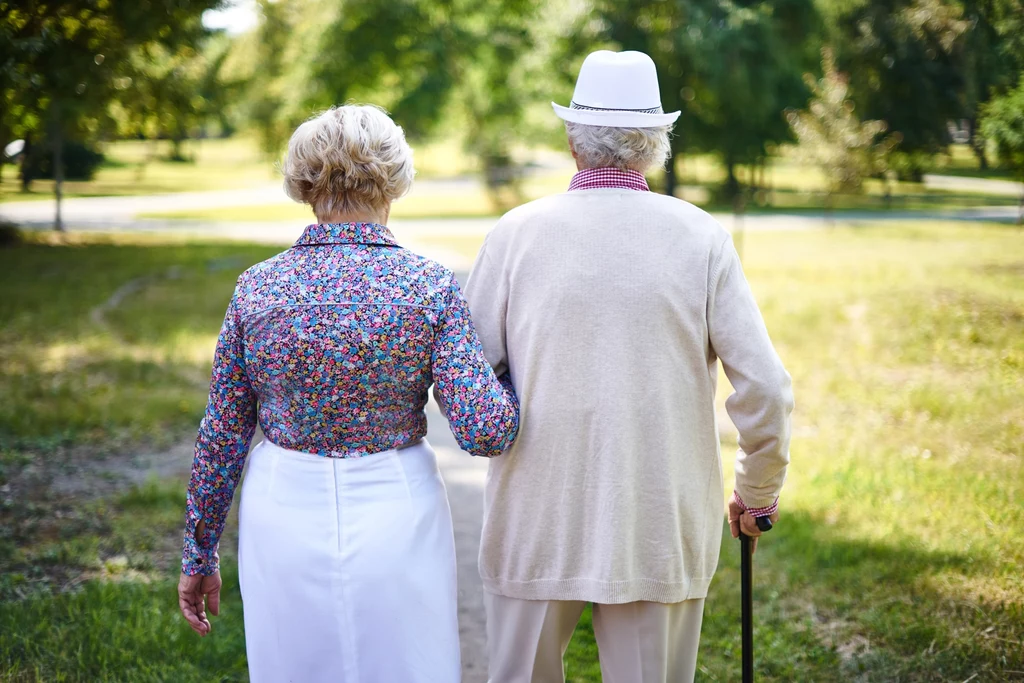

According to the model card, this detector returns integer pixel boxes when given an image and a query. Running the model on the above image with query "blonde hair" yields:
[565,122,672,172]
[282,105,415,217]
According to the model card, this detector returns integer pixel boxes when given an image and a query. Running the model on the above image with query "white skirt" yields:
[238,439,461,683]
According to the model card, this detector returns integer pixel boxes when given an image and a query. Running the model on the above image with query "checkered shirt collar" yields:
[567,167,650,192]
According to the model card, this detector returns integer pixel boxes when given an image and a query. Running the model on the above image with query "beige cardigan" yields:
[464,189,793,604]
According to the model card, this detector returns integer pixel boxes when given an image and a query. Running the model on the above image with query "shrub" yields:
[0,221,22,247]
[24,141,105,181]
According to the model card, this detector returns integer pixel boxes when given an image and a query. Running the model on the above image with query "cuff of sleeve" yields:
[181,536,219,576]
[734,491,778,517]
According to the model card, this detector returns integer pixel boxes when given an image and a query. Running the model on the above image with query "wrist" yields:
[734,490,779,517]
[182,537,220,576]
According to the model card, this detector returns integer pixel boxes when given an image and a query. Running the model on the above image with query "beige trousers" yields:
[484,592,705,683]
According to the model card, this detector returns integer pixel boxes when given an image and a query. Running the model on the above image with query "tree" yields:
[114,35,239,162]
[830,0,970,179]
[304,0,541,205]
[0,0,223,229]
[786,49,899,207]
[956,0,1024,169]
[560,0,819,200]
[980,81,1024,222]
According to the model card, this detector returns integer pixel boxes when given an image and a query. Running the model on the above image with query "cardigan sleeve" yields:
[708,236,794,511]
[181,278,258,576]
[431,273,519,457]
[462,240,510,377]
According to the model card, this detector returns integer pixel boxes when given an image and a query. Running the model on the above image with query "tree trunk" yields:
[50,103,65,232]
[1018,185,1023,226]
[968,117,988,171]
[664,151,678,198]
[171,134,185,162]
[725,157,741,204]
[20,135,33,192]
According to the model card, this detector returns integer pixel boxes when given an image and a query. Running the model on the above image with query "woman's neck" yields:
[316,207,389,226]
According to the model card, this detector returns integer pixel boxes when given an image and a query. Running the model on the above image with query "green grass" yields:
[0,223,1022,680]
[0,233,270,680]
[0,233,280,451]
[427,222,1024,682]
[0,479,248,682]
[0,137,278,202]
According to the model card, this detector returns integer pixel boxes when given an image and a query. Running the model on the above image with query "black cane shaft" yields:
[741,532,754,683]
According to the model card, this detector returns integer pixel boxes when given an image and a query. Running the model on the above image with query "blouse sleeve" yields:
[181,279,258,576]
[431,274,519,457]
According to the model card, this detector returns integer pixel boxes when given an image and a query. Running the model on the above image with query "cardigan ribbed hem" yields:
[481,575,714,605]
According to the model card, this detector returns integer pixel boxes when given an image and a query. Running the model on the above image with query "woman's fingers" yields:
[178,572,214,636]
[178,592,210,636]
[206,578,221,617]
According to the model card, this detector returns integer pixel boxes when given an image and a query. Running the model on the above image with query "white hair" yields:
[565,122,672,172]
[282,105,415,217]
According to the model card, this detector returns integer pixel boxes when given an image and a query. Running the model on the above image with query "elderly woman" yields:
[176,105,518,682]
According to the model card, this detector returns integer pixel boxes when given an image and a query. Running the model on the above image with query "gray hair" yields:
[565,122,672,172]
[283,105,415,218]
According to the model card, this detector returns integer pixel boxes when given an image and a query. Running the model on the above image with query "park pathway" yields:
[3,172,1019,262]
[426,399,492,683]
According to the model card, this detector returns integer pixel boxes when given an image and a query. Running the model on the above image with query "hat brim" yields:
[552,102,680,128]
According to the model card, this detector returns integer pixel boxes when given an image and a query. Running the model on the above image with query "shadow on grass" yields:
[0,239,281,478]
[566,510,1022,682]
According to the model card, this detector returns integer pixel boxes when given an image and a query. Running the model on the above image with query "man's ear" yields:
[567,138,578,160]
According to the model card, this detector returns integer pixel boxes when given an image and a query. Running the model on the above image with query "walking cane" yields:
[741,516,773,683]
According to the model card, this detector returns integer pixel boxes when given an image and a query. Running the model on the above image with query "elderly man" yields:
[464,50,794,682]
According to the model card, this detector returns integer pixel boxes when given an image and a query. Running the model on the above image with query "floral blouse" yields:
[181,222,520,576]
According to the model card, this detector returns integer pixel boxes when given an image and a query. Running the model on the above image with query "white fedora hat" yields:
[553,50,680,128]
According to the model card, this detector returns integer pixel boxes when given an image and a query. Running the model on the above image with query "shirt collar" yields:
[568,168,650,192]
[294,222,400,248]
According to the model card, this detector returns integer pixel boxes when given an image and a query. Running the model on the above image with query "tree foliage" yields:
[980,80,1024,221]
[562,0,819,199]
[787,49,899,195]
[982,80,1024,176]
[113,36,240,160]
[236,0,543,204]
[829,0,1024,175]
[0,0,223,215]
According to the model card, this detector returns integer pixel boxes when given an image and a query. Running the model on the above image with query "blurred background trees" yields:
[4,0,1024,220]
[1,0,225,227]
[786,49,901,209]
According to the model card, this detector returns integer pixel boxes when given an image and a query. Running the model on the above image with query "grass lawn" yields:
[0,222,1022,681]
[0,137,278,203]
[424,223,1024,682]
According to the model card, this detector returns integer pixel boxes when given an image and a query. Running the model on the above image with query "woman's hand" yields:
[178,570,222,636]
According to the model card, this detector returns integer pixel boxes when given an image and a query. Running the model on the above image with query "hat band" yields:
[570,101,664,114]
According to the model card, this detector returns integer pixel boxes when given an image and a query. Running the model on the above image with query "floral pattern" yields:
[182,222,519,575]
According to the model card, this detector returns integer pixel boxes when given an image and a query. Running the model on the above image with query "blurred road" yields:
[923,173,1024,196]
[3,175,1019,261]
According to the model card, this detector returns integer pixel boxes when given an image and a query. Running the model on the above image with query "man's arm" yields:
[708,236,794,513]
[462,238,510,376]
